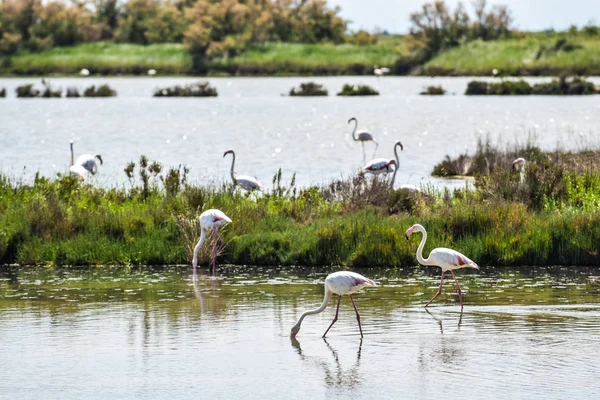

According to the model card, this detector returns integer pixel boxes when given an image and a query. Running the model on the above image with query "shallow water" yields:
[1,266,599,399]
[1,76,599,190]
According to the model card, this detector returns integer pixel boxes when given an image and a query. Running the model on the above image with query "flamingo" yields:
[405,224,479,310]
[290,271,377,339]
[512,157,527,183]
[148,69,157,76]
[373,66,390,77]
[362,141,403,186]
[192,209,232,273]
[348,117,378,161]
[69,140,88,180]
[79,68,90,76]
[223,149,263,191]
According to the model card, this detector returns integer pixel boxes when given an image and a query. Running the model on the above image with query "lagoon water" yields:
[1,266,600,399]
[1,76,599,189]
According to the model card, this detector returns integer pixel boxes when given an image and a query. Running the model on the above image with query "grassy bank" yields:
[424,32,600,76]
[1,39,407,76]
[2,148,600,268]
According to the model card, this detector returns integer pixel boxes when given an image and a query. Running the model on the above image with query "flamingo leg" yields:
[372,140,378,158]
[425,271,445,308]
[361,141,366,163]
[322,295,342,338]
[349,295,364,338]
[210,229,218,274]
[450,270,463,310]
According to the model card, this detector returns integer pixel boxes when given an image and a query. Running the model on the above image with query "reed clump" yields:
[337,84,379,96]
[465,76,597,95]
[153,82,218,97]
[0,88,6,97]
[289,82,328,96]
[83,84,117,97]
[420,85,446,95]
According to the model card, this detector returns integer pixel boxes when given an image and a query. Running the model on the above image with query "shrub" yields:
[337,84,379,96]
[83,84,117,97]
[488,79,532,95]
[66,87,80,97]
[289,82,328,96]
[16,84,39,98]
[153,81,218,97]
[420,85,446,95]
[0,88,6,98]
[465,80,489,95]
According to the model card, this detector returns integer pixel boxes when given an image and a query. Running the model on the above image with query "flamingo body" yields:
[362,158,396,174]
[193,209,232,273]
[406,223,479,309]
[75,154,103,175]
[69,164,87,180]
[290,271,376,339]
[223,149,263,191]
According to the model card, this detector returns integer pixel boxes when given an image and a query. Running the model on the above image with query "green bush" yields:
[83,84,117,97]
[289,82,328,96]
[419,85,446,95]
[337,84,379,96]
[153,81,218,97]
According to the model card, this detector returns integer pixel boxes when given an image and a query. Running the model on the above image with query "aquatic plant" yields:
[337,84,379,96]
[15,84,40,98]
[0,88,6,97]
[153,81,218,97]
[466,76,597,95]
[83,84,117,97]
[289,82,328,96]
[419,85,446,95]
[66,87,81,97]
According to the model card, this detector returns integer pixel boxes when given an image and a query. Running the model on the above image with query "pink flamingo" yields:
[362,140,403,177]
[405,224,479,309]
[290,271,377,339]
[192,209,232,273]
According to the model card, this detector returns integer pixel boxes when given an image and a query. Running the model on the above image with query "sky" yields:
[328,0,600,33]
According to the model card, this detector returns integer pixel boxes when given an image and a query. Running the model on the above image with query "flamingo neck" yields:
[292,289,331,332]
[415,227,432,266]
[350,119,358,141]
[391,144,401,187]
[70,143,74,166]
[228,152,236,183]
[192,228,207,269]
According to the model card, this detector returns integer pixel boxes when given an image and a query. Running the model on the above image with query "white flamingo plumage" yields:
[223,149,263,191]
[348,117,378,161]
[362,141,403,186]
[69,140,103,179]
[373,66,390,77]
[192,209,232,273]
[406,224,479,310]
[290,271,377,339]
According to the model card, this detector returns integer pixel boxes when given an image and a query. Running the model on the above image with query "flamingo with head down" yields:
[406,224,479,310]
[290,271,377,339]
[192,209,232,273]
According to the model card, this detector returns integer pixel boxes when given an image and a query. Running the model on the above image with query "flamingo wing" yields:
[429,247,479,271]
[200,209,232,229]
[75,154,98,174]
[325,271,377,295]
[236,174,263,191]
[363,158,393,174]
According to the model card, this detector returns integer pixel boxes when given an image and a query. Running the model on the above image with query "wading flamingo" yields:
[223,149,263,191]
[290,271,377,339]
[362,141,403,186]
[405,224,479,310]
[348,117,378,161]
[192,209,232,273]
[512,157,527,183]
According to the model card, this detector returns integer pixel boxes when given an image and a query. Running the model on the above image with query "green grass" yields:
[5,42,192,75]
[2,146,600,268]
[424,33,600,76]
